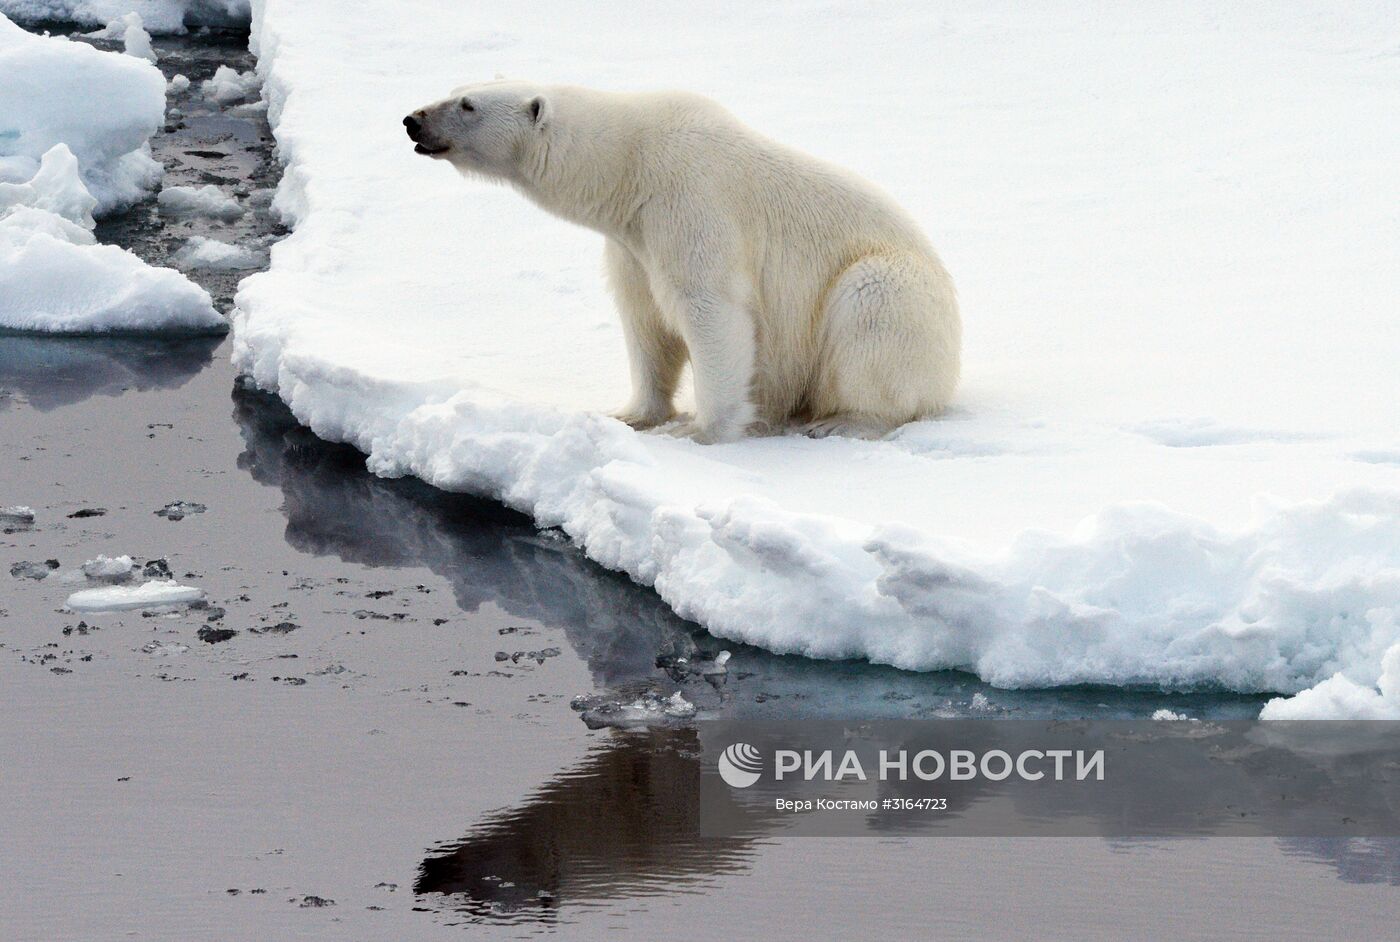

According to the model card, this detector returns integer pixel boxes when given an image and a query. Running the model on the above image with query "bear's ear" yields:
[528,95,551,128]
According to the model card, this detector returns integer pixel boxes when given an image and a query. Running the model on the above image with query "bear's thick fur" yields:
[406,81,960,443]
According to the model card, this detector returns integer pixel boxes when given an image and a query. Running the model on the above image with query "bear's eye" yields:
[460,98,474,112]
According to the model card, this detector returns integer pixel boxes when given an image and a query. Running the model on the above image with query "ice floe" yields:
[0,19,223,333]
[66,578,205,612]
[232,3,1400,718]
[0,14,164,214]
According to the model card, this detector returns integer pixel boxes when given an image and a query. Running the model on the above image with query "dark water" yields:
[3,22,1397,941]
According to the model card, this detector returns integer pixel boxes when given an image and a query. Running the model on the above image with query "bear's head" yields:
[404,80,551,182]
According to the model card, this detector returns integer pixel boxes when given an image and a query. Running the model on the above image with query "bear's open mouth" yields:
[414,143,450,156]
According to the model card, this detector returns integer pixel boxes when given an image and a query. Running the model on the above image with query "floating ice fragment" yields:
[156,184,242,221]
[10,560,57,580]
[81,554,136,581]
[154,499,207,520]
[571,690,698,729]
[1,506,36,528]
[66,579,204,612]
[141,639,188,656]
[1151,709,1197,722]
[173,236,259,270]
[201,64,258,105]
[87,12,157,62]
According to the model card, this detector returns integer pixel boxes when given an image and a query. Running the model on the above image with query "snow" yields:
[200,63,257,104]
[174,235,258,270]
[1,145,224,334]
[0,14,164,214]
[157,183,243,220]
[234,1,1400,718]
[0,1,249,34]
[65,578,205,612]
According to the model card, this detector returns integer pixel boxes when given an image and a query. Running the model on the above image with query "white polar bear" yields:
[405,81,960,443]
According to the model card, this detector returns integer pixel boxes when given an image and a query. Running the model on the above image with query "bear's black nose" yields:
[403,114,422,140]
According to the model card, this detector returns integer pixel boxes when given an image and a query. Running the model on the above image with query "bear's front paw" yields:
[661,416,744,445]
[609,404,674,431]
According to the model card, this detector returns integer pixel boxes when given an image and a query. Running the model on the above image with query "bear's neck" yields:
[515,110,648,240]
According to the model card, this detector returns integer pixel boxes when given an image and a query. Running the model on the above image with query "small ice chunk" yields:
[141,640,189,656]
[11,560,56,581]
[572,690,698,729]
[1,506,36,526]
[201,64,259,105]
[81,554,136,581]
[197,626,238,644]
[1151,709,1196,721]
[663,691,696,718]
[154,499,207,520]
[168,73,190,94]
[66,579,205,612]
[157,184,243,221]
[85,12,157,62]
[970,692,992,711]
[174,236,258,270]
[228,100,268,118]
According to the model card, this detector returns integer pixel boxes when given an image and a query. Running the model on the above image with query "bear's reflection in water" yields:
[415,730,757,924]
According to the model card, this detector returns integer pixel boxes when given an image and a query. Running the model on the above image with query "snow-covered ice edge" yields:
[233,1,1400,719]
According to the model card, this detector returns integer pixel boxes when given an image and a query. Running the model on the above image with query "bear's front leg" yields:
[665,286,756,444]
[605,240,686,430]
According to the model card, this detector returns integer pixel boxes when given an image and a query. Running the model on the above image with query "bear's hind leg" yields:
[808,252,960,439]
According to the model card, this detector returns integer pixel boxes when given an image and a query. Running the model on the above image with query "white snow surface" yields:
[65,579,204,612]
[234,1,1400,718]
[0,0,249,33]
[1,144,223,333]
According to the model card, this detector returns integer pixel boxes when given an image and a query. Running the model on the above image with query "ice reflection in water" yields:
[0,334,220,411]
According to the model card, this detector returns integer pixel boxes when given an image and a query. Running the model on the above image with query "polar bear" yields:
[404,81,960,443]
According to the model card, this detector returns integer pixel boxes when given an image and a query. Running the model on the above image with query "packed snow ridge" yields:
[0,16,223,333]
[233,2,1400,719]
